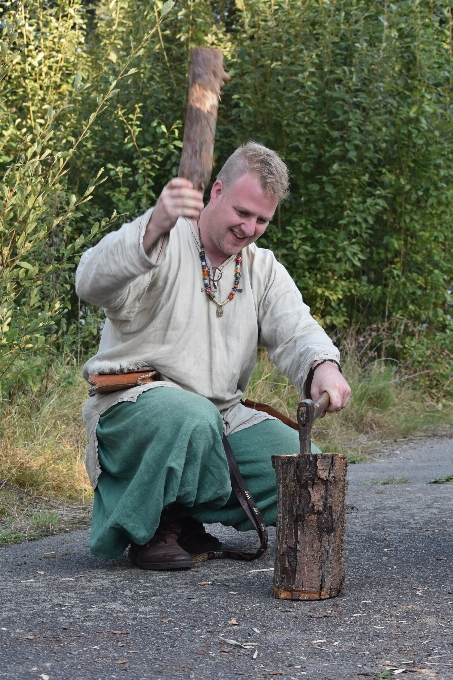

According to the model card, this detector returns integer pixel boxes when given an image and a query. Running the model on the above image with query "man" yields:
[76,142,351,571]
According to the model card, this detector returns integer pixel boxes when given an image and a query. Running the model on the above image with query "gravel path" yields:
[1,438,452,679]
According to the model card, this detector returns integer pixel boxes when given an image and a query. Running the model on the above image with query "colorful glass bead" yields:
[199,249,242,315]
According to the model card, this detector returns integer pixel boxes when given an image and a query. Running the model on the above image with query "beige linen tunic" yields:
[76,209,340,488]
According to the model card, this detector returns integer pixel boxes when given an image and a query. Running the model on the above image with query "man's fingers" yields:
[163,177,203,201]
[159,186,204,216]
[161,201,203,217]
[166,177,197,189]
[324,383,351,412]
[313,389,343,415]
[143,178,204,252]
[171,196,205,213]
[326,391,350,413]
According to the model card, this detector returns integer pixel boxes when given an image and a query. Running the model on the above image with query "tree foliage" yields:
[0,0,169,386]
[1,0,452,393]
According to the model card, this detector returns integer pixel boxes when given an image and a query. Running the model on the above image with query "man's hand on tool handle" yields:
[143,178,204,253]
[310,362,351,417]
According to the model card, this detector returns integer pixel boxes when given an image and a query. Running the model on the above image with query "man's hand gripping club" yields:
[143,178,204,253]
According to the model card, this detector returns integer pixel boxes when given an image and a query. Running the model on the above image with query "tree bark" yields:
[178,47,230,193]
[272,452,347,600]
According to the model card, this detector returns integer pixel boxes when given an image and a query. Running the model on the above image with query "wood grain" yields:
[178,47,230,192]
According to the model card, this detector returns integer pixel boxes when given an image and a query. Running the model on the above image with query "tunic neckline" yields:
[185,217,236,272]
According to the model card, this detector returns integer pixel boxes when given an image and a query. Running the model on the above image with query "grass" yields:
[428,474,453,484]
[363,478,411,486]
[0,363,91,504]
[0,347,452,545]
[0,361,92,544]
[378,477,410,485]
[244,348,453,458]
[0,486,90,544]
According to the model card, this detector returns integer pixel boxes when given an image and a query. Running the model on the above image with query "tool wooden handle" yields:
[313,391,330,420]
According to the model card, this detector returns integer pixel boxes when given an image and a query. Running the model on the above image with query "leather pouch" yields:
[88,369,161,395]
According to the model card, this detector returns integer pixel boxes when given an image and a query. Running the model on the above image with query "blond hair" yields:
[216,142,289,202]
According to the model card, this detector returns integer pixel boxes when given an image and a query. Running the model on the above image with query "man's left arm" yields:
[256,255,351,414]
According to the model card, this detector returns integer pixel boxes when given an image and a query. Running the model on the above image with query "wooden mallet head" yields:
[178,47,230,193]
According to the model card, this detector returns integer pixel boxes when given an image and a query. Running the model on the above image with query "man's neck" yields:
[196,209,229,268]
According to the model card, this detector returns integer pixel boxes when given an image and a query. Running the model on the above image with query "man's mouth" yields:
[230,229,247,242]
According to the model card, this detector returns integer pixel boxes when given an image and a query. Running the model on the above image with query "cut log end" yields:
[273,586,342,601]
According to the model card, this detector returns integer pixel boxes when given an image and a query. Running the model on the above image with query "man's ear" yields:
[210,179,223,201]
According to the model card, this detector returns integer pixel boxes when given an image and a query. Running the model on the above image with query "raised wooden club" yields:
[178,47,230,193]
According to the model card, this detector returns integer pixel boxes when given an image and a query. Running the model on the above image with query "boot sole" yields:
[133,559,192,571]
[178,541,222,553]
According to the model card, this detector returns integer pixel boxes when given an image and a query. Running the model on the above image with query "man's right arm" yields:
[76,179,203,311]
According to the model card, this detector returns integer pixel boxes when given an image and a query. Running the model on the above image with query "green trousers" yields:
[91,387,320,559]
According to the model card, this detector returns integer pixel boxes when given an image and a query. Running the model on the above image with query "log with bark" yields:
[272,393,347,600]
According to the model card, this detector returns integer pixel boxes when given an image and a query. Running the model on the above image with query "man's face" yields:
[202,172,278,264]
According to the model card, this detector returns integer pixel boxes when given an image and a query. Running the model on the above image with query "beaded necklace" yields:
[198,233,242,318]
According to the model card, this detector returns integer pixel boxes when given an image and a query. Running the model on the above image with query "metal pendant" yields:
[216,306,223,318]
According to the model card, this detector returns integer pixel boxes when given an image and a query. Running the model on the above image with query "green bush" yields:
[1,0,452,393]
[80,0,453,387]
[0,0,172,391]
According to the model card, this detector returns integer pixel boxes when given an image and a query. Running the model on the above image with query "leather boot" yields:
[128,504,192,571]
[177,516,222,553]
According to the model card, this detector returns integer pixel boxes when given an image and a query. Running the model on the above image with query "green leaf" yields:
[5,328,18,342]
[161,1,174,16]
[73,72,82,90]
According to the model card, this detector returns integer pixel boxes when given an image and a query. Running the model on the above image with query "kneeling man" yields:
[76,142,351,570]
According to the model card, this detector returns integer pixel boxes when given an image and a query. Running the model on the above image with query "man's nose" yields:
[240,217,257,236]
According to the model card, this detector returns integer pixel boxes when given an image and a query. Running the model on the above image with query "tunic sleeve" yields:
[75,208,168,320]
[256,253,340,397]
